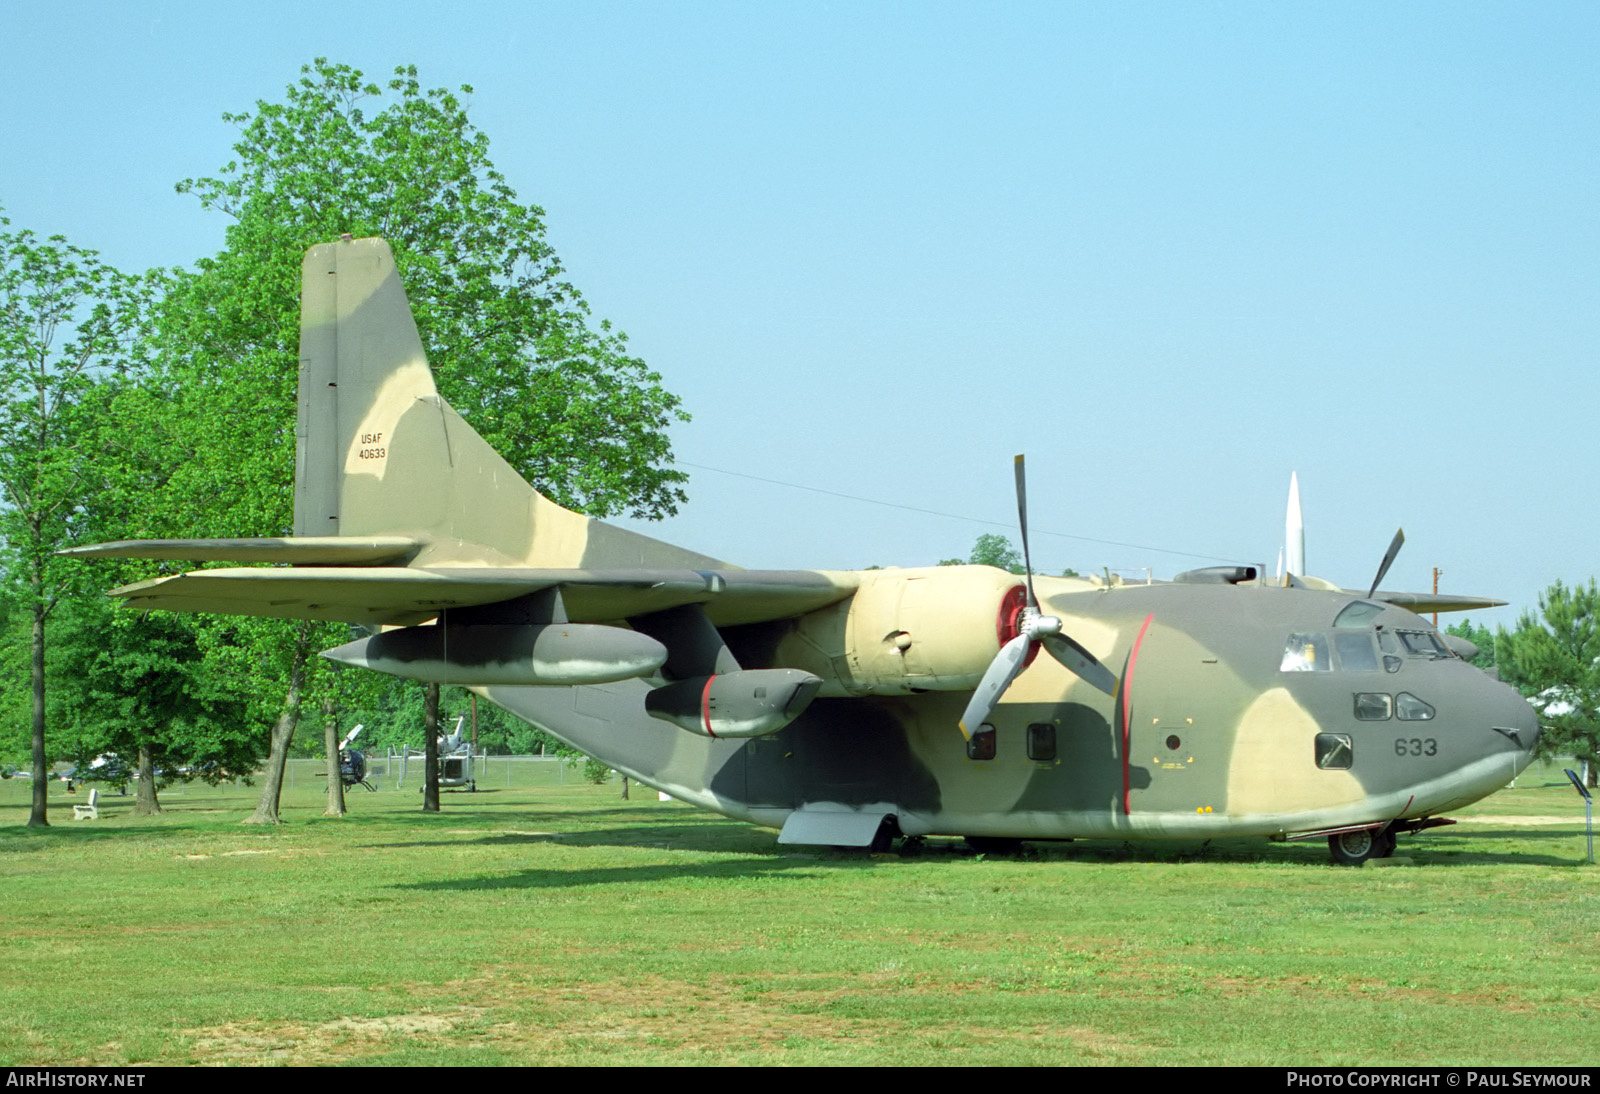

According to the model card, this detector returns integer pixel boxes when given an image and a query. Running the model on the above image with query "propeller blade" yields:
[1039,633,1119,696]
[958,633,1032,739]
[1366,528,1405,598]
[957,455,1123,736]
[1013,454,1038,608]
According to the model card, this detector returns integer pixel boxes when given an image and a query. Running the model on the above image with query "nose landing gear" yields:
[1328,824,1398,865]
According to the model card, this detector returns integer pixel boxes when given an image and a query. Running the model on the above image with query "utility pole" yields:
[1432,567,1442,628]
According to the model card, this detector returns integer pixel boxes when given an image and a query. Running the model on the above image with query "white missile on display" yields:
[1285,471,1305,578]
[322,624,669,686]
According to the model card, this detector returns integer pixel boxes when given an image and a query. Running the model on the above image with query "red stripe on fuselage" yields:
[1122,613,1154,816]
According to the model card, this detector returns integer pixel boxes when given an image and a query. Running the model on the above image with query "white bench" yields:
[72,788,99,821]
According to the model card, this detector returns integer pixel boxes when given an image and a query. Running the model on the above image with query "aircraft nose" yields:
[1488,681,1540,756]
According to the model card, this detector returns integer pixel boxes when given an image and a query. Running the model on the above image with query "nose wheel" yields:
[1328,825,1397,865]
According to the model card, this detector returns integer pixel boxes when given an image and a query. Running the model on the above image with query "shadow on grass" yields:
[395,851,877,891]
[0,820,219,850]
[1404,826,1588,866]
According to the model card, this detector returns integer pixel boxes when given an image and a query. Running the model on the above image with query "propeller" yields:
[958,456,1118,739]
[1366,528,1405,599]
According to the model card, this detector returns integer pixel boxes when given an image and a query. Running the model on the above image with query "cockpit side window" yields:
[1281,633,1331,672]
[1398,630,1451,659]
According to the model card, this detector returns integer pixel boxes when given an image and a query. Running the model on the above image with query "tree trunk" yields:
[621,775,629,801]
[133,744,162,815]
[27,600,48,827]
[243,636,307,825]
[422,681,440,812]
[323,696,346,817]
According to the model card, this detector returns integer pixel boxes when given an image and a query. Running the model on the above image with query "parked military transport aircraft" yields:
[67,237,1540,864]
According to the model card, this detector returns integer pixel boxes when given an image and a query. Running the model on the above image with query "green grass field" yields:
[2,761,1595,1066]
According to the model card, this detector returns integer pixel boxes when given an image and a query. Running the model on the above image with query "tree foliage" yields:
[160,57,689,524]
[1444,618,1496,672]
[1495,579,1600,781]
[938,534,1025,573]
[50,596,256,814]
[0,209,148,824]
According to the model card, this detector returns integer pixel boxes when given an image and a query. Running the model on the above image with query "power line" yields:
[678,461,1241,565]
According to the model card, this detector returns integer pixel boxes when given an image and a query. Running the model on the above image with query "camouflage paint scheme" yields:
[68,238,1539,860]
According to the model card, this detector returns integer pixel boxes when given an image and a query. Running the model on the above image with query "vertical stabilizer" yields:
[290,236,723,571]
[294,238,441,538]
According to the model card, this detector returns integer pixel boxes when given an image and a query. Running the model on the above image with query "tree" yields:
[0,212,146,826]
[167,57,689,518]
[1445,617,1496,672]
[50,596,255,816]
[939,534,1025,573]
[1495,579,1600,786]
[122,59,694,822]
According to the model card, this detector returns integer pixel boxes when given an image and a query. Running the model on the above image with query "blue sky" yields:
[3,1,1596,624]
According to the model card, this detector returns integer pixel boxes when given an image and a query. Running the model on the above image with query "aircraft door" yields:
[1123,633,1227,817]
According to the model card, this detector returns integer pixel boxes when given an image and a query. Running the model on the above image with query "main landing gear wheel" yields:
[1328,829,1381,866]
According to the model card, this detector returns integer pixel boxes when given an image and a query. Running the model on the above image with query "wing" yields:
[79,551,856,628]
[61,536,421,565]
[1365,590,1507,614]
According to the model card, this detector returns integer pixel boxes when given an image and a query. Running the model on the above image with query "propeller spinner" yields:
[957,456,1118,739]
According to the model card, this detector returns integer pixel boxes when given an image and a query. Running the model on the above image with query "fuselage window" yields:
[1027,723,1057,762]
[1354,692,1392,721]
[1396,692,1435,721]
[967,726,997,761]
[1333,632,1380,672]
[1315,733,1353,770]
[1282,633,1331,672]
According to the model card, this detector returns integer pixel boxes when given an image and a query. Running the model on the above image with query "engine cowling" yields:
[770,566,1027,697]
[645,669,824,738]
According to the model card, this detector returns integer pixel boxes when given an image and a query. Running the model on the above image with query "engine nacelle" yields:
[769,566,1026,697]
[322,623,668,685]
[645,669,823,738]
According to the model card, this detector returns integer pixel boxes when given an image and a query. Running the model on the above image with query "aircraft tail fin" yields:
[292,237,719,570]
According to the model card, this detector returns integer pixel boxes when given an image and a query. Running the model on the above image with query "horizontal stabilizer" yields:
[107,566,856,627]
[61,537,421,565]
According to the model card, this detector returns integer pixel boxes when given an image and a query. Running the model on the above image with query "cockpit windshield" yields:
[1279,600,1456,673]
[1281,597,1448,673]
